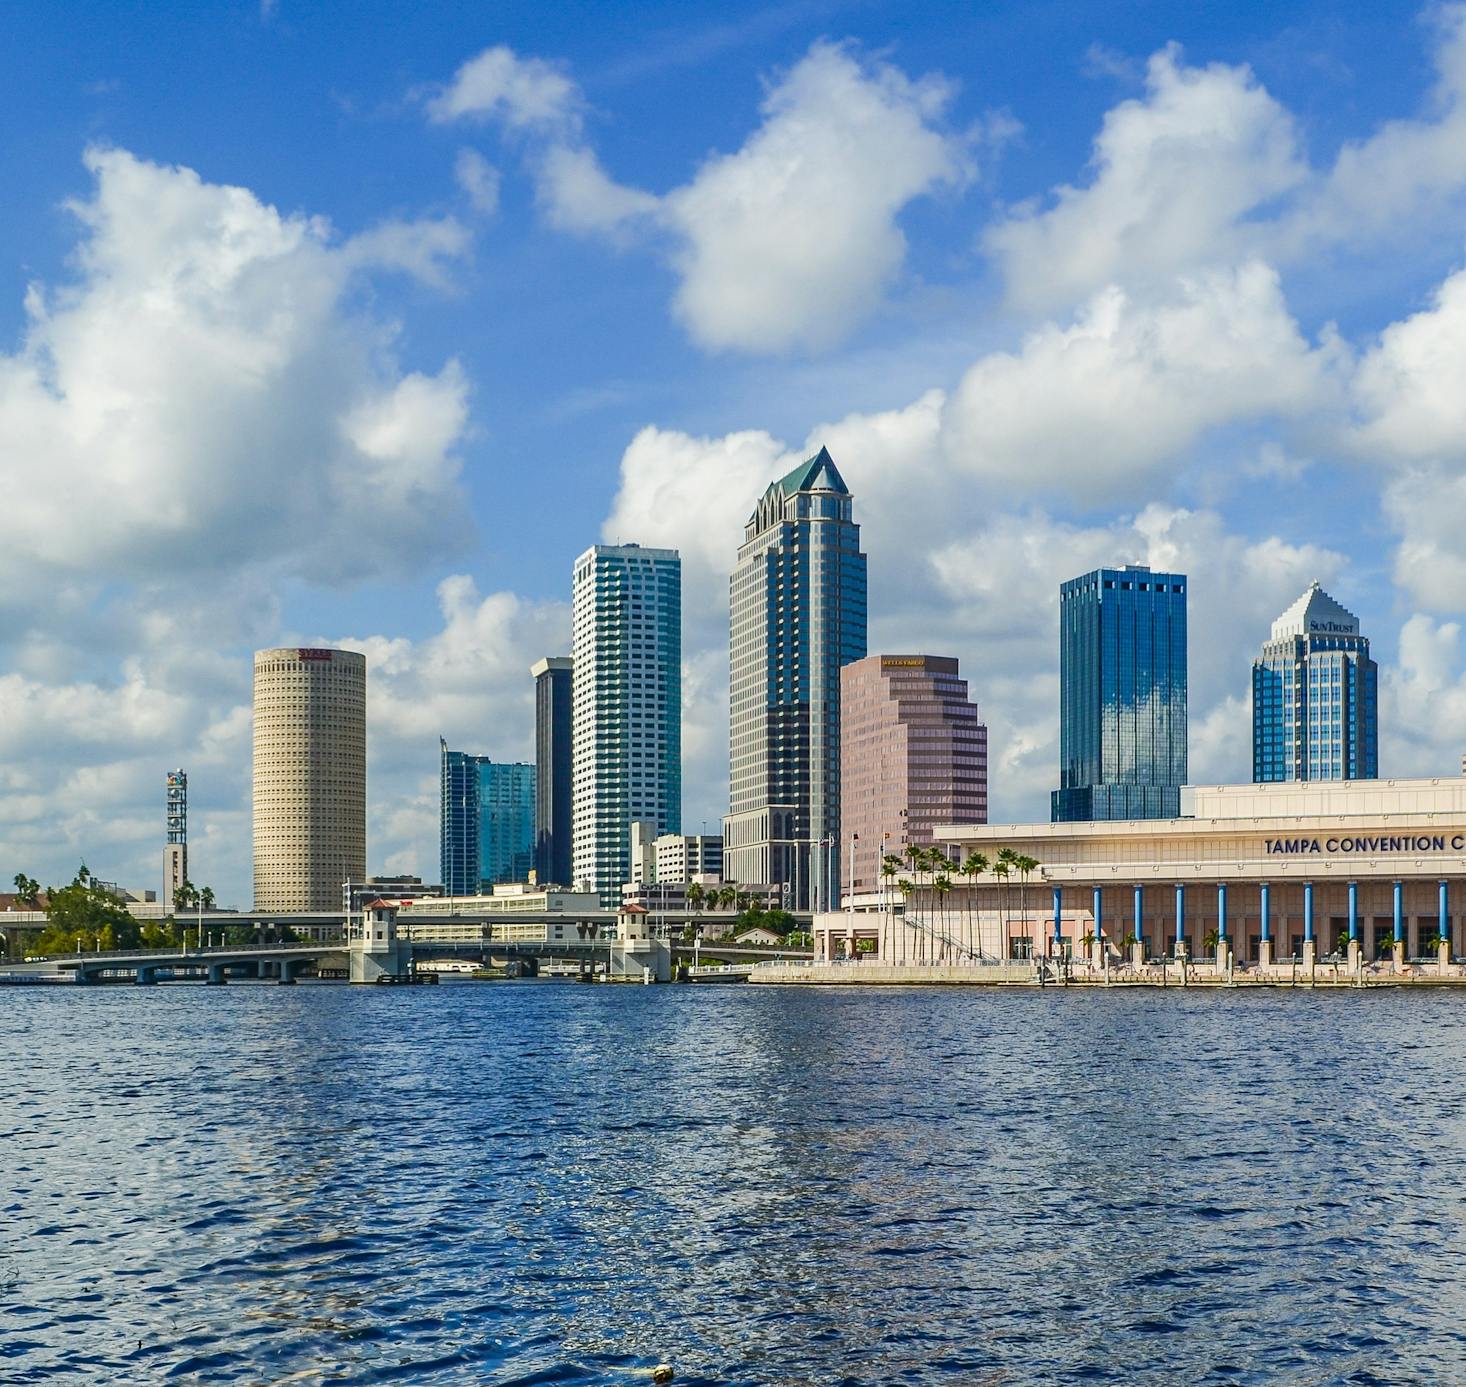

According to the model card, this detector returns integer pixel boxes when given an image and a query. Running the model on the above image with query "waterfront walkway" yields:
[748,953,1466,987]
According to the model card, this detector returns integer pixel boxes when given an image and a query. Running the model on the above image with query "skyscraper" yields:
[840,655,987,894]
[571,544,681,906]
[480,761,536,884]
[725,447,867,908]
[1052,565,1187,822]
[1253,582,1378,782]
[253,647,366,910]
[531,656,573,885]
[440,743,536,895]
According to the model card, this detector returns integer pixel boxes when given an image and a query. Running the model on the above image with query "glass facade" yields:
[1052,565,1187,822]
[725,447,867,908]
[532,656,573,886]
[571,544,681,907]
[440,742,536,895]
[1252,582,1378,782]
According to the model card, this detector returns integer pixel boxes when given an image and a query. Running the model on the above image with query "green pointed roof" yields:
[774,445,849,498]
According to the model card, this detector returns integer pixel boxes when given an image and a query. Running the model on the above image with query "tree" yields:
[12,873,41,905]
[31,867,139,955]
[962,852,989,958]
[687,882,705,914]
[897,879,915,963]
[1013,853,1039,947]
[881,853,903,961]
[199,886,216,910]
[733,905,796,938]
[993,848,1014,952]
[933,872,952,960]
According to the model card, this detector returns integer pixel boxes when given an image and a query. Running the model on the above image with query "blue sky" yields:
[5,0,1466,907]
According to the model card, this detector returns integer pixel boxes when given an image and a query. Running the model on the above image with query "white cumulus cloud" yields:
[429,40,967,353]
[661,41,968,352]
[0,146,473,613]
[987,44,1304,313]
[426,45,581,132]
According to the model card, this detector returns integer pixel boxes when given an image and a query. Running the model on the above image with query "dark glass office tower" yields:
[724,447,867,908]
[1252,582,1377,782]
[440,741,535,894]
[1052,564,1187,822]
[532,656,573,884]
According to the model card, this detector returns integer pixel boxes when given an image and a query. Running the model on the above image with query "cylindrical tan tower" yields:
[252,647,366,911]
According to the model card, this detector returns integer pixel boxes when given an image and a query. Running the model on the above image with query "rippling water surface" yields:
[5,982,1466,1384]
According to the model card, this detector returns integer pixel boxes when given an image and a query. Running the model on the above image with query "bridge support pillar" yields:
[349,902,413,982]
[135,966,158,986]
[278,958,302,984]
[207,962,228,985]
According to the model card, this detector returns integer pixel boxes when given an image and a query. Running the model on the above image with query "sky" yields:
[6,0,1466,907]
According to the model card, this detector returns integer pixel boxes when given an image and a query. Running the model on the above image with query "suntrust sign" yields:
[1266,834,1466,855]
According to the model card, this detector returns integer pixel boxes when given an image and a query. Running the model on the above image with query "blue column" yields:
[1304,882,1314,943]
[1133,884,1143,953]
[1260,882,1271,943]
[1217,883,1228,944]
[1175,883,1185,947]
[1093,886,1103,947]
[1348,881,1359,942]
[1393,880,1404,943]
[1053,885,1063,945]
[1440,880,1450,954]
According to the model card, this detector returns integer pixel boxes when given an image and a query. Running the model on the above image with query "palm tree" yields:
[1013,854,1040,954]
[962,852,989,958]
[897,879,915,962]
[687,881,705,914]
[994,848,1015,955]
[199,886,215,910]
[933,872,952,961]
[880,853,902,962]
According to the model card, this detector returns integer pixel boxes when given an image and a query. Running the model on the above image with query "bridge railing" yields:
[45,942,339,964]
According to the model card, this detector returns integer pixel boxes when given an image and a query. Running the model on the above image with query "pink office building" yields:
[840,654,988,896]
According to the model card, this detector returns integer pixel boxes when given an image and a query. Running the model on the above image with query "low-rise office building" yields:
[912,778,1466,963]
[398,883,601,916]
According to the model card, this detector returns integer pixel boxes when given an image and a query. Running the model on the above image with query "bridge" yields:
[0,933,811,986]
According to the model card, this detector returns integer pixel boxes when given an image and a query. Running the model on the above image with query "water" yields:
[4,983,1466,1385]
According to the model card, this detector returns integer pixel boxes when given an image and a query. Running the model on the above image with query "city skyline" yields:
[18,546,1452,909]
[8,4,1466,905]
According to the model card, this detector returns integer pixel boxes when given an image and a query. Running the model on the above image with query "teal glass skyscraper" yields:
[440,741,536,895]
[724,447,867,908]
[1252,582,1377,782]
[1052,564,1187,822]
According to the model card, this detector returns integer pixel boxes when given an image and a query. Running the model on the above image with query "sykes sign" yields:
[1265,834,1466,855]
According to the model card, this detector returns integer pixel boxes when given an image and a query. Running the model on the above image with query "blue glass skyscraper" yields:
[1052,564,1187,822]
[440,740,536,894]
[1252,582,1377,782]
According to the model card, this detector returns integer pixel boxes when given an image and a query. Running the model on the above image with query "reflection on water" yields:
[4,984,1466,1383]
